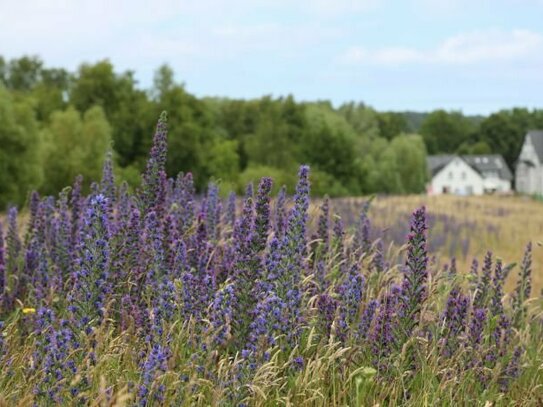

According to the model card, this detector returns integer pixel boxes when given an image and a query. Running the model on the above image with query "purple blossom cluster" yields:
[331,198,502,262]
[0,113,535,403]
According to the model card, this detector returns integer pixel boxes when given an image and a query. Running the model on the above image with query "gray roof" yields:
[427,155,456,176]
[527,130,543,163]
[463,155,512,181]
[427,154,512,181]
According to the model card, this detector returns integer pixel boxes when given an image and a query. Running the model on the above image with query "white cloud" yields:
[340,29,543,66]
[0,0,351,67]
[1,0,541,112]
[436,30,543,63]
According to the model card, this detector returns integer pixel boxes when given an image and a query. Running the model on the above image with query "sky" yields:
[1,0,542,114]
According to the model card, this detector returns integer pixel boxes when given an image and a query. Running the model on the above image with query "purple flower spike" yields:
[141,112,168,213]
[441,286,469,357]
[499,346,523,392]
[274,185,287,237]
[226,191,237,231]
[252,177,273,253]
[358,299,379,340]
[400,206,429,338]
[209,282,237,347]
[474,251,493,309]
[513,242,532,323]
[70,194,111,330]
[316,293,339,338]
[317,197,330,250]
[469,307,486,347]
[100,150,116,207]
[138,344,169,406]
[354,210,372,254]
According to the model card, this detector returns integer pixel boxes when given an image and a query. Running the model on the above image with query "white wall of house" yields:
[516,136,542,195]
[429,157,485,195]
[482,173,512,193]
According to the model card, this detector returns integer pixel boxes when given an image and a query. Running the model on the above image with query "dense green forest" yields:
[1,55,543,206]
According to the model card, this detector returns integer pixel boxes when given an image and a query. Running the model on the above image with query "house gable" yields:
[516,130,543,195]
[430,156,484,195]
[527,130,543,164]
[518,133,541,168]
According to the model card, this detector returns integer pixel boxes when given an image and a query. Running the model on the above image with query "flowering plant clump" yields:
[0,113,541,406]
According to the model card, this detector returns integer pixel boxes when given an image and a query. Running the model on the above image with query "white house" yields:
[515,130,543,195]
[427,155,512,196]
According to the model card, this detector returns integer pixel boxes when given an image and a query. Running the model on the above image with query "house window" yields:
[448,171,453,180]
[461,172,466,180]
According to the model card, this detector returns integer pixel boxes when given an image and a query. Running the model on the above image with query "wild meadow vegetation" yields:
[0,114,542,406]
[332,194,543,293]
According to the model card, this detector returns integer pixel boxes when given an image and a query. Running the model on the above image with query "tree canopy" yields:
[0,54,541,205]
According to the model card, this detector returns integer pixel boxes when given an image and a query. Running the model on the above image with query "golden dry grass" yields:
[364,194,543,294]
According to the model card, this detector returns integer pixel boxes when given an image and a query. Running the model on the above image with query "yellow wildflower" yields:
[22,307,36,314]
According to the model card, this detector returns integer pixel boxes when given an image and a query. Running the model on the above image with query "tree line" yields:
[0,55,542,207]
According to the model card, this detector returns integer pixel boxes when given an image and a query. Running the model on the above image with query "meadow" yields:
[0,114,542,406]
[330,194,543,293]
